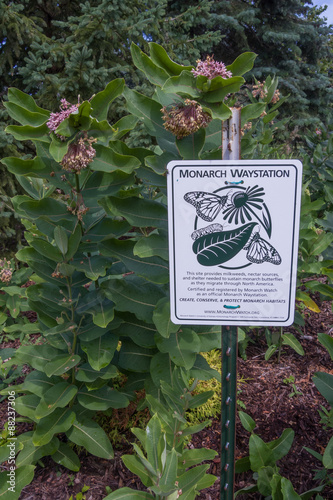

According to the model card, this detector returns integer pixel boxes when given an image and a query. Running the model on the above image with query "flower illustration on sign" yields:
[184,184,280,269]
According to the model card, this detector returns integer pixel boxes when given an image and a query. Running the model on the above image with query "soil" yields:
[1,301,333,499]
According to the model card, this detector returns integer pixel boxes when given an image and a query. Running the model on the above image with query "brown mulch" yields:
[1,301,333,499]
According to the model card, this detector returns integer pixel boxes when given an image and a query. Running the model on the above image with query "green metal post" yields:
[220,108,240,499]
[220,326,238,499]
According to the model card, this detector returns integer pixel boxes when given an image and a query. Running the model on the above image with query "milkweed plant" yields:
[0,43,286,499]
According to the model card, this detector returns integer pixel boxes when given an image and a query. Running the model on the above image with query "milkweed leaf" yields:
[192,223,256,266]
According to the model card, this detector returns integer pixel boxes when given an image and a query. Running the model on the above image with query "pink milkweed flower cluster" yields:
[61,135,97,174]
[191,55,232,80]
[46,99,79,139]
[161,99,211,139]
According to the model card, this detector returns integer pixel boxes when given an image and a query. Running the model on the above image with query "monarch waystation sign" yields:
[167,160,302,326]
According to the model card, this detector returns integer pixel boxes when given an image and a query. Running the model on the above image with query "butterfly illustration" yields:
[184,191,229,222]
[244,232,281,265]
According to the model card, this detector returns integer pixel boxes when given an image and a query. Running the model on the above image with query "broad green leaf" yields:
[238,411,256,433]
[123,87,170,139]
[180,448,217,468]
[7,88,49,115]
[30,237,63,263]
[4,101,48,126]
[111,115,139,140]
[226,52,257,76]
[265,344,278,361]
[66,224,82,259]
[118,340,155,373]
[271,474,283,500]
[103,487,154,499]
[149,42,193,76]
[51,442,81,472]
[176,128,206,160]
[76,289,115,328]
[323,436,333,469]
[280,478,302,499]
[83,218,131,243]
[77,386,129,411]
[282,333,304,355]
[100,239,168,284]
[249,434,273,471]
[235,455,251,473]
[201,76,244,102]
[313,371,333,405]
[16,436,59,467]
[160,448,178,489]
[5,124,50,143]
[318,332,333,360]
[44,354,81,377]
[21,370,58,397]
[35,382,78,418]
[162,71,201,97]
[257,466,275,496]
[241,103,266,126]
[83,170,135,202]
[0,465,35,500]
[103,276,165,323]
[153,297,179,338]
[122,455,152,487]
[177,464,210,493]
[190,354,221,382]
[295,291,320,313]
[133,232,168,260]
[203,101,231,121]
[49,135,69,162]
[145,414,164,473]
[53,226,68,255]
[1,156,52,180]
[90,79,125,120]
[75,363,118,382]
[19,198,68,221]
[81,333,118,371]
[267,428,294,462]
[117,313,157,349]
[150,352,173,387]
[155,329,200,370]
[14,345,61,372]
[32,408,75,446]
[131,43,169,86]
[100,196,168,228]
[72,254,111,280]
[91,144,140,174]
[66,416,114,459]
[15,395,41,422]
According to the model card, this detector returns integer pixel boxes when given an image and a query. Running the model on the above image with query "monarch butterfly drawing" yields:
[244,231,281,265]
[184,191,229,222]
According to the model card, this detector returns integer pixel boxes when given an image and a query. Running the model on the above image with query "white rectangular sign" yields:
[167,160,302,326]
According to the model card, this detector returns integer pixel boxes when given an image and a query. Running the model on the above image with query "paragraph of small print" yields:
[6,390,16,493]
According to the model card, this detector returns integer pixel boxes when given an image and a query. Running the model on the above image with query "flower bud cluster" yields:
[252,81,280,103]
[161,99,211,139]
[191,55,232,80]
[47,99,79,139]
[61,136,97,174]
[0,259,13,284]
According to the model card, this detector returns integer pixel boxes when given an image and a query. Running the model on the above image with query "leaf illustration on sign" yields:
[184,191,229,222]
[192,222,256,266]
[244,231,281,265]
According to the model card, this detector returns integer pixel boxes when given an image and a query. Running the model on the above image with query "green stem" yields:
[277,327,283,363]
